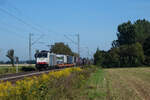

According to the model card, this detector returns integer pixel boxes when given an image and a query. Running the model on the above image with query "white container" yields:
[56,54,67,64]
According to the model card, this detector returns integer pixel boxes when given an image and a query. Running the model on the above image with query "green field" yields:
[80,67,150,100]
[0,66,36,75]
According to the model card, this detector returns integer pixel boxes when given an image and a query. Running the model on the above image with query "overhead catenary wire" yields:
[0,5,79,46]
[64,35,78,45]
[0,7,49,60]
[0,25,27,40]
[0,4,91,58]
[0,18,37,35]
[0,6,73,43]
[0,3,65,38]
[0,7,45,35]
[0,20,29,38]
[1,3,78,42]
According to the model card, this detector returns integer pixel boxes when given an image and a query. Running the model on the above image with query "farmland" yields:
[104,67,150,100]
[80,67,150,100]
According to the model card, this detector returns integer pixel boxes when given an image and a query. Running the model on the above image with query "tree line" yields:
[94,19,150,67]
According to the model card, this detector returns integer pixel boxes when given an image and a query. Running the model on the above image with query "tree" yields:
[143,36,150,65]
[34,50,40,59]
[143,36,150,56]
[72,52,79,57]
[112,40,119,48]
[112,19,150,66]
[119,43,145,67]
[15,56,19,64]
[134,19,150,44]
[50,42,74,55]
[93,48,106,66]
[117,21,136,46]
[104,48,120,67]
[116,19,150,46]
[95,43,145,67]
[6,49,15,67]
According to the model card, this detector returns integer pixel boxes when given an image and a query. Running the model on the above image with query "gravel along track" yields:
[0,69,60,82]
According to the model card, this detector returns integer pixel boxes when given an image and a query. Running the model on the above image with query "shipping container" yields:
[67,56,73,64]
[49,53,57,66]
[56,54,67,64]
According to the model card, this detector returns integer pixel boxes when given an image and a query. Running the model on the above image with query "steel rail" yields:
[0,69,60,82]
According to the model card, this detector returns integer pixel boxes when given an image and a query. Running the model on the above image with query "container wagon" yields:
[56,54,74,68]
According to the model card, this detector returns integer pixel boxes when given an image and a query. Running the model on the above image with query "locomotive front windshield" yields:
[37,53,47,58]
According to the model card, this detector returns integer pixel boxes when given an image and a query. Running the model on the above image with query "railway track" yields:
[0,69,60,83]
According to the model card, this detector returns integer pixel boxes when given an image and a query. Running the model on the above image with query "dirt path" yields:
[104,68,150,100]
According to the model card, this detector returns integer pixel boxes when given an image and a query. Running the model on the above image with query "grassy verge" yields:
[79,67,106,100]
[0,66,36,75]
[0,66,107,100]
[0,67,93,100]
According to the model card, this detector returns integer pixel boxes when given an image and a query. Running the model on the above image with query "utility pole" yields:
[64,33,80,57]
[46,44,53,52]
[77,33,80,58]
[15,57,19,73]
[28,33,44,65]
[29,33,33,64]
[86,47,90,58]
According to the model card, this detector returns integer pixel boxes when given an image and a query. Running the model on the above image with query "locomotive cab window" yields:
[37,53,47,58]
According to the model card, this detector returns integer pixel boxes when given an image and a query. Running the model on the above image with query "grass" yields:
[0,66,20,75]
[83,68,106,100]
[0,66,36,75]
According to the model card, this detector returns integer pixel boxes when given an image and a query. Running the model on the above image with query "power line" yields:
[0,19,35,35]
[0,5,79,46]
[0,7,45,34]
[64,35,77,45]
[6,1,22,15]
[0,26,27,40]
[64,33,80,57]
[0,6,70,44]
[0,5,84,58]
[0,5,62,37]
[0,20,29,37]
[0,7,49,62]
[28,33,46,62]
[32,34,45,45]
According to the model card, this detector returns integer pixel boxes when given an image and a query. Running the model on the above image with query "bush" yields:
[94,43,145,67]
[0,67,96,100]
[144,56,150,66]
[143,36,150,65]
[94,48,106,66]
[21,66,36,72]
[119,42,145,67]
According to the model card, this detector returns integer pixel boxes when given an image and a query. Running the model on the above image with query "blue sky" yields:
[0,0,150,61]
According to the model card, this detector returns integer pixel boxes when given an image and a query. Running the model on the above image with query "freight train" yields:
[35,50,80,70]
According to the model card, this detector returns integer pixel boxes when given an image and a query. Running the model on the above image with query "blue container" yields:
[67,56,73,64]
